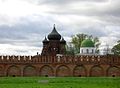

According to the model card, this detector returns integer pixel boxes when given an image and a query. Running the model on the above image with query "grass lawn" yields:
[0,77,119,88]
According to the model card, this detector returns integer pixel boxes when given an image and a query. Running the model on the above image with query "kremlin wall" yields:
[0,25,119,77]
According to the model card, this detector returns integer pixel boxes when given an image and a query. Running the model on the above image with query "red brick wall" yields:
[0,55,119,77]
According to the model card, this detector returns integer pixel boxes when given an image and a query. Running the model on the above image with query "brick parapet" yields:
[0,55,119,65]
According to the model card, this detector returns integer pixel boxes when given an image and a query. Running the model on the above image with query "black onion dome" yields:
[43,36,49,43]
[60,37,66,44]
[48,24,61,40]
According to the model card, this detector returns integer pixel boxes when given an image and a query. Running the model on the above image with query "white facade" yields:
[99,43,112,55]
[80,47,96,55]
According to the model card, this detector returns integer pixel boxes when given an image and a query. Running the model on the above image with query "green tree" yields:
[112,40,120,55]
[65,43,75,55]
[70,33,100,54]
[71,33,88,54]
[93,37,100,53]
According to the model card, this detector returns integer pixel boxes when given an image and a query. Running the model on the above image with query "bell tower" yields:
[41,25,66,56]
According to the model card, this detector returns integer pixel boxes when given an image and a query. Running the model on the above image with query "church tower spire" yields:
[41,25,66,56]
[48,24,61,40]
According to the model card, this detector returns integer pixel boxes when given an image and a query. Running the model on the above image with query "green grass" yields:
[0,77,119,88]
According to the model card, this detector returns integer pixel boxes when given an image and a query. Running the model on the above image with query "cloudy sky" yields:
[0,0,120,55]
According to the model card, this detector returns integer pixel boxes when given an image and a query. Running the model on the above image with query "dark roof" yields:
[48,24,61,40]
[43,36,49,43]
[60,37,66,43]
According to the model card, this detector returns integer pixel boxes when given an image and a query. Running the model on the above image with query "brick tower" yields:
[41,25,66,56]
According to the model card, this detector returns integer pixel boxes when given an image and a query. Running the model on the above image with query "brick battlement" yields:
[0,55,119,65]
[0,55,119,77]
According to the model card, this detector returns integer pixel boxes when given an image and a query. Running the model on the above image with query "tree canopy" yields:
[67,33,100,54]
[112,40,120,55]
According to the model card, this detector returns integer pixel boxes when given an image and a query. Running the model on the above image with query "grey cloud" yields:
[30,0,120,31]
[0,20,50,47]
[37,0,107,5]
[0,14,69,49]
[60,25,107,37]
[47,0,120,27]
[47,2,120,17]
[0,13,67,49]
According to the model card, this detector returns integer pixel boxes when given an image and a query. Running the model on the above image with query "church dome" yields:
[43,36,49,43]
[81,39,95,47]
[48,25,61,40]
[60,37,66,44]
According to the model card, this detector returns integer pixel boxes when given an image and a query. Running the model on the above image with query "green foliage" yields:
[0,77,119,88]
[112,40,120,55]
[71,34,87,54]
[68,33,100,54]
[65,44,75,55]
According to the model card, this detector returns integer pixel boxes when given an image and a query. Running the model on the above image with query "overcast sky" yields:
[0,0,120,55]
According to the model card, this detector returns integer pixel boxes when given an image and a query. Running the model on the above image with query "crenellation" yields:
[19,56,24,62]
[41,56,46,63]
[14,56,19,62]
[29,56,32,60]
[3,56,7,62]
[40,56,43,63]
[44,56,47,63]
[38,55,42,62]
[7,56,9,60]
[0,55,119,77]
[24,56,30,63]
[8,56,12,62]
[49,56,53,63]
[0,55,119,65]
[1,56,3,60]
